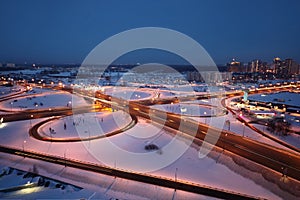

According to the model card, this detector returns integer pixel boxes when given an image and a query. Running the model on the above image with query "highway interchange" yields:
[0,82,300,199]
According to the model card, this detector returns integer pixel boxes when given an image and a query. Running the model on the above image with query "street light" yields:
[204,112,207,124]
[175,168,178,191]
[22,140,26,157]
[263,123,268,132]
[225,120,230,131]
[242,123,246,137]
[22,140,26,151]
[64,149,67,167]
[88,128,91,148]
[30,115,33,127]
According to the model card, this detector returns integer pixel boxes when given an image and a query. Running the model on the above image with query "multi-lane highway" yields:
[2,83,300,182]
[0,145,260,200]
[125,101,300,181]
[91,85,300,181]
[1,82,300,198]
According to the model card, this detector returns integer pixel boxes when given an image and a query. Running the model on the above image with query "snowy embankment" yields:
[0,153,216,200]
[186,103,292,151]
[252,124,300,149]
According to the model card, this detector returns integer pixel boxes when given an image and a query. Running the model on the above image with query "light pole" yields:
[175,167,178,191]
[114,159,117,179]
[263,123,268,133]
[64,149,67,167]
[242,123,246,137]
[22,140,26,157]
[50,126,53,143]
[22,140,26,151]
[88,128,91,148]
[225,120,230,131]
[204,112,207,124]
[30,115,33,127]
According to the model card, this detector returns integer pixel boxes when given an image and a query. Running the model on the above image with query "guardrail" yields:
[0,145,261,200]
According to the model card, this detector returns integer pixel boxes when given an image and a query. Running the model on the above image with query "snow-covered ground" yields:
[252,124,300,149]
[0,86,298,199]
[224,93,300,151]
[152,103,216,117]
[287,115,300,133]
[0,88,88,111]
[39,111,132,139]
[0,165,87,199]
[0,157,216,200]
[189,112,293,152]
[0,85,24,98]
[0,115,290,199]
[180,96,293,151]
[0,69,44,76]
[101,85,213,100]
[248,91,300,108]
[104,87,153,100]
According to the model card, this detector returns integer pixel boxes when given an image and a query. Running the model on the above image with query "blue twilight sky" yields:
[0,0,299,65]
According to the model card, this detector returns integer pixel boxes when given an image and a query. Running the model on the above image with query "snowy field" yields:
[0,85,24,98]
[248,91,300,108]
[252,124,300,149]
[103,87,154,100]
[185,98,223,106]
[39,111,132,139]
[0,165,87,199]
[0,116,290,199]
[152,103,215,117]
[0,88,88,111]
[0,157,217,200]
[101,85,212,100]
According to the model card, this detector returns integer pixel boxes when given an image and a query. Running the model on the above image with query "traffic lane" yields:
[0,106,103,122]
[0,145,259,200]
[128,104,300,181]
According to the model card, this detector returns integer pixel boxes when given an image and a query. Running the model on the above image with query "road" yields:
[125,101,300,181]
[88,84,300,181]
[0,106,96,122]
[26,84,300,181]
[0,145,260,200]
[1,83,300,198]
[29,113,137,142]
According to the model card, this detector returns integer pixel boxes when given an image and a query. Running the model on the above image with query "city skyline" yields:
[0,0,300,65]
